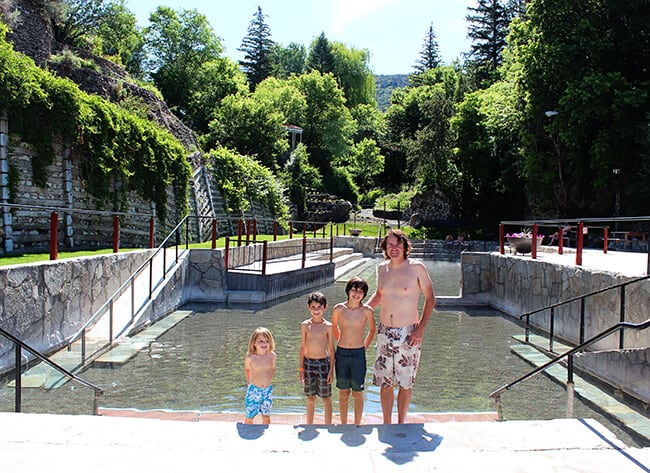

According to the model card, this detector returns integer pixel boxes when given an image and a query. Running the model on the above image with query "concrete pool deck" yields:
[1,411,648,473]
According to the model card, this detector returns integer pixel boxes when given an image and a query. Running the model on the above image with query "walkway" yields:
[1,411,648,473]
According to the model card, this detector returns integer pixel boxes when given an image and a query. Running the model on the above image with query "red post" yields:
[313,222,316,238]
[273,220,278,241]
[245,219,251,245]
[532,224,538,259]
[289,221,293,239]
[302,236,307,269]
[211,219,217,249]
[576,222,584,266]
[558,226,564,255]
[50,211,58,260]
[499,224,504,254]
[603,227,609,254]
[224,237,230,272]
[113,215,119,253]
[149,217,155,248]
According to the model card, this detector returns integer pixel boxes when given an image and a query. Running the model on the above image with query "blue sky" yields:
[125,0,474,75]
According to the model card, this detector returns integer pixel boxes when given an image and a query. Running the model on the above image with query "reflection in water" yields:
[0,260,642,446]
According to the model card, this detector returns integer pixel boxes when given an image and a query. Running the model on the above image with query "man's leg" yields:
[380,385,395,424]
[396,387,412,424]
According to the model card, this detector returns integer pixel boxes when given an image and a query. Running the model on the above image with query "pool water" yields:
[0,260,643,446]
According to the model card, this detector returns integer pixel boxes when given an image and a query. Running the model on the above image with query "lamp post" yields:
[612,168,621,229]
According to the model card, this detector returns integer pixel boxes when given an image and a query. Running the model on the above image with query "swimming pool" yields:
[0,260,643,446]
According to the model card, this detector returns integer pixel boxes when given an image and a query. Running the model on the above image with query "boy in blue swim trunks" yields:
[299,292,335,424]
[332,277,376,425]
[244,327,276,424]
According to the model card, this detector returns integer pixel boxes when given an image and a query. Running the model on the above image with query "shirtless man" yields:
[331,277,376,424]
[367,229,436,424]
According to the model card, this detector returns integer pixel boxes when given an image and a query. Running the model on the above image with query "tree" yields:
[330,42,376,108]
[144,7,222,120]
[279,144,322,220]
[414,23,441,74]
[49,0,106,46]
[305,32,335,75]
[272,42,306,79]
[343,138,384,192]
[466,0,511,87]
[509,0,650,216]
[238,6,275,91]
[95,0,145,76]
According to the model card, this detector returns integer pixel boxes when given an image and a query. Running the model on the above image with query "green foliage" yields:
[330,41,376,108]
[279,144,321,220]
[413,23,441,73]
[375,188,416,211]
[238,6,275,91]
[338,138,384,192]
[374,74,408,112]
[0,24,190,221]
[208,146,289,220]
[272,42,306,79]
[323,166,359,205]
[49,49,100,71]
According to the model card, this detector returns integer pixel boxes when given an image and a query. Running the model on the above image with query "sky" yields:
[125,0,475,75]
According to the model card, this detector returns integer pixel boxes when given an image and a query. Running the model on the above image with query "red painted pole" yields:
[499,224,504,255]
[224,237,230,271]
[603,227,609,254]
[50,211,58,260]
[212,219,217,249]
[273,220,278,241]
[113,215,119,253]
[576,222,584,266]
[149,217,155,248]
[532,224,538,259]
[558,226,564,255]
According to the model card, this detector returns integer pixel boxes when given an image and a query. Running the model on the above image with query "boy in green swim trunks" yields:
[332,277,376,425]
[299,292,335,424]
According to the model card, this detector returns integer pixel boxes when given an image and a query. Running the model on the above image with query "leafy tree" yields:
[238,6,275,91]
[272,42,306,79]
[48,0,106,47]
[279,144,322,220]
[351,103,386,143]
[466,0,511,87]
[144,7,222,120]
[413,23,441,74]
[509,0,650,216]
[253,76,307,128]
[330,42,376,108]
[204,94,288,169]
[342,138,385,192]
[305,32,335,74]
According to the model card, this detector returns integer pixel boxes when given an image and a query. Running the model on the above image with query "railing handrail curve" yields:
[489,318,650,400]
[519,273,650,322]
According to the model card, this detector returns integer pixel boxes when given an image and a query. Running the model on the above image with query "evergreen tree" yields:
[238,6,275,91]
[305,32,335,74]
[414,23,441,73]
[465,0,511,87]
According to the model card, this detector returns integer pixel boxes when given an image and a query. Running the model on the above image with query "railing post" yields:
[558,225,564,255]
[313,221,316,238]
[566,355,575,418]
[224,237,230,272]
[212,219,217,249]
[113,215,119,253]
[532,224,538,259]
[289,221,293,239]
[262,240,268,275]
[246,219,251,245]
[273,220,278,241]
[619,286,626,349]
[499,224,504,254]
[494,394,503,421]
[329,235,334,263]
[149,217,155,248]
[302,236,307,269]
[603,227,608,254]
[15,343,21,412]
[576,222,584,266]
[50,211,58,260]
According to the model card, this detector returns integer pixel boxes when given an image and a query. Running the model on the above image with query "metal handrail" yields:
[0,325,103,414]
[520,274,650,351]
[489,318,650,421]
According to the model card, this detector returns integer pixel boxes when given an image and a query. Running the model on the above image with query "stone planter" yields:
[507,237,542,254]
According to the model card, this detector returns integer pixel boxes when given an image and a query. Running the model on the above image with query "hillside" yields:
[375,74,409,111]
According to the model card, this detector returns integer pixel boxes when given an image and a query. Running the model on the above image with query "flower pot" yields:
[507,237,542,254]
[349,229,362,236]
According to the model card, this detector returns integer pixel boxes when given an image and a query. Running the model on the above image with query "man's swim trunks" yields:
[373,323,420,390]
[303,356,332,398]
[245,383,273,419]
[335,346,366,391]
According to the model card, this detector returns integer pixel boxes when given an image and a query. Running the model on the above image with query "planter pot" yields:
[507,237,542,254]
[349,229,362,236]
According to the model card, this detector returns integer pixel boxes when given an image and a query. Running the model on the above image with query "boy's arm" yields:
[326,324,335,384]
[331,305,341,341]
[364,306,377,349]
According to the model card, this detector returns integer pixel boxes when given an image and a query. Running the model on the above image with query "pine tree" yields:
[238,6,275,91]
[465,0,511,87]
[414,23,441,73]
[305,32,335,74]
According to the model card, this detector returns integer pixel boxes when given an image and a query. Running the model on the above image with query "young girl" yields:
[244,327,276,424]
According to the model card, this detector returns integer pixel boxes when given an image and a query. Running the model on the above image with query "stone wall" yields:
[0,250,153,373]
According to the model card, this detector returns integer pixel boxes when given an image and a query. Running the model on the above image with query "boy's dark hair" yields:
[345,277,368,299]
[307,291,327,306]
[380,229,412,259]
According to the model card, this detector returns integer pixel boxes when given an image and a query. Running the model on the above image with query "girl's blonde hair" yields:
[247,327,275,354]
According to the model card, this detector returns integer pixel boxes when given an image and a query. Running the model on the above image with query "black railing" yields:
[0,325,103,414]
[489,319,650,421]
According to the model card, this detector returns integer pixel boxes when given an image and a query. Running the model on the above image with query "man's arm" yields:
[410,263,436,344]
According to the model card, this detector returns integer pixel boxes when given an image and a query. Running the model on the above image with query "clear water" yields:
[0,260,644,447]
